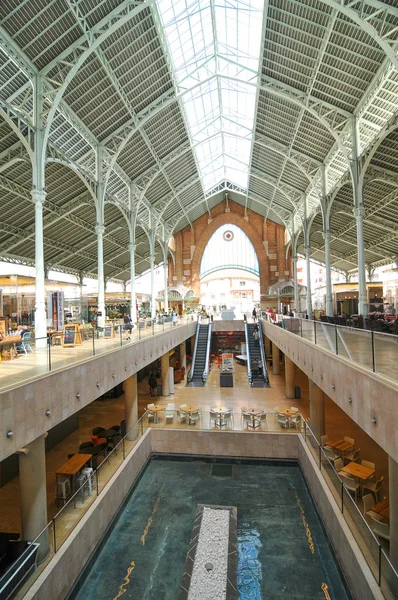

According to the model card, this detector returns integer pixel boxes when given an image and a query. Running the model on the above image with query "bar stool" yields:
[76,473,87,504]
[82,467,94,496]
[54,476,71,505]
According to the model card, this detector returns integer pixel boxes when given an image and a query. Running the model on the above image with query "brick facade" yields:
[169,200,292,308]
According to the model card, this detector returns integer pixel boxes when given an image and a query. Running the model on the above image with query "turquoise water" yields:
[71,458,351,600]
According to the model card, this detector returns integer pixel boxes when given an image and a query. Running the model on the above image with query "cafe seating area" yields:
[321,434,390,544]
[53,425,122,506]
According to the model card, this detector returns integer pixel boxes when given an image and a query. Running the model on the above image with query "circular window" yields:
[223,230,234,242]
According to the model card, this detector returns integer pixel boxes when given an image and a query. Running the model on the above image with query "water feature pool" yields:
[70,457,351,599]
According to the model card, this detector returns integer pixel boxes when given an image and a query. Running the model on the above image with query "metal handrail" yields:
[303,420,398,592]
[243,314,252,385]
[202,318,212,383]
[187,315,201,383]
[258,321,269,384]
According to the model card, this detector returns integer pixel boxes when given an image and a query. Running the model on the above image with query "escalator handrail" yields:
[244,314,252,385]
[258,319,269,384]
[202,320,212,383]
[187,315,201,383]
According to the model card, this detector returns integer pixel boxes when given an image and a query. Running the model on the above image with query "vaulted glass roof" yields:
[157,0,264,190]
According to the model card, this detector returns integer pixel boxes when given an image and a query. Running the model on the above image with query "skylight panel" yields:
[157,0,264,191]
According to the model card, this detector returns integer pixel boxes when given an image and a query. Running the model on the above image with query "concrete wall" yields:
[23,429,152,600]
[212,320,245,332]
[298,437,383,600]
[151,429,299,459]
[262,321,398,464]
[0,322,196,462]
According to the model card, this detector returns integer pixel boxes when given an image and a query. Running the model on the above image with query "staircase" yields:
[246,322,269,387]
[188,323,210,386]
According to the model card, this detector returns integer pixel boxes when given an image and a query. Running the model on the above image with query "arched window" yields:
[200,224,259,279]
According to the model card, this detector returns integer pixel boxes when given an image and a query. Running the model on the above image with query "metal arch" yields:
[153,170,300,232]
[104,199,132,237]
[201,265,260,279]
[45,157,97,203]
[169,189,292,235]
[0,106,34,162]
[102,73,354,191]
[41,1,156,155]
[316,0,398,71]
[135,132,319,205]
[361,112,398,175]
[0,156,29,173]
[325,172,353,221]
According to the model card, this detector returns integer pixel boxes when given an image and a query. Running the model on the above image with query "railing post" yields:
[139,323,141,340]
[53,518,57,553]
[378,545,382,586]
[304,420,307,442]
[300,319,303,337]
[341,482,344,513]
[48,336,52,372]
[120,325,123,347]
[122,437,125,460]
[96,469,99,496]
[371,331,376,372]
[335,324,338,355]
[318,445,322,470]
[92,330,95,356]
[314,319,317,345]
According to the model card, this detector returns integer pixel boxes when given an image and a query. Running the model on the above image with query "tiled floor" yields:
[0,318,194,392]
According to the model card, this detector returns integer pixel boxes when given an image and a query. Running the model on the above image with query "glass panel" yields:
[380,549,398,600]
[341,487,380,582]
[373,331,398,383]
[156,0,264,191]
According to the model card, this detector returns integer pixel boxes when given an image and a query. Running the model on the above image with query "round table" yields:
[243,408,263,428]
[148,405,163,423]
[211,407,229,427]
[180,405,199,424]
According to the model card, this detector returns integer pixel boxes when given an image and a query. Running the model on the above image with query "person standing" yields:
[253,327,259,347]
[252,306,257,322]
[148,372,157,397]
[251,358,259,377]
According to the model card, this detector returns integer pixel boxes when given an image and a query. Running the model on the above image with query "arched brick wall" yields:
[190,212,270,302]
[169,200,290,308]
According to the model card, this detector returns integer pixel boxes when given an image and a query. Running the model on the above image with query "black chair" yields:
[67,453,75,460]
[79,441,94,451]
[109,425,121,433]
[92,427,106,436]
[95,442,111,466]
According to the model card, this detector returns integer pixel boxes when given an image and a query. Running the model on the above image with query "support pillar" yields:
[19,435,49,562]
[96,225,105,328]
[129,243,136,322]
[264,335,271,358]
[323,231,333,317]
[179,341,186,371]
[32,190,47,346]
[150,253,156,319]
[309,379,325,443]
[161,352,170,396]
[293,255,299,312]
[163,246,169,313]
[124,374,138,440]
[354,206,368,316]
[352,117,368,317]
[285,356,295,399]
[272,343,280,375]
[305,245,312,320]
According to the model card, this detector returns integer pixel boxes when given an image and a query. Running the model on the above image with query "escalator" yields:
[245,318,269,387]
[187,319,212,387]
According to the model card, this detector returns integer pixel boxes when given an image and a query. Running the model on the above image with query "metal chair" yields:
[370,515,390,542]
[363,476,383,502]
[343,447,360,464]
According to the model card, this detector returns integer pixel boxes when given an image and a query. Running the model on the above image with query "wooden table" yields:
[148,405,163,424]
[211,407,229,427]
[341,462,375,481]
[0,335,21,360]
[326,439,354,453]
[243,408,263,428]
[372,500,389,521]
[55,454,92,503]
[278,409,298,416]
[180,405,199,424]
